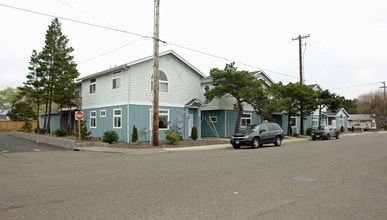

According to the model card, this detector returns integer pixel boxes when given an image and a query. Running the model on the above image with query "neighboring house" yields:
[348,114,376,130]
[48,50,206,143]
[302,84,350,133]
[322,108,350,131]
[200,70,276,137]
[0,107,9,121]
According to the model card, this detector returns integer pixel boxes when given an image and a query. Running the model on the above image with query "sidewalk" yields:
[74,135,310,154]
[75,131,387,154]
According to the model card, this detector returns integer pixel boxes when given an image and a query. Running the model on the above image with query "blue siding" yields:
[83,105,128,142]
[201,110,262,138]
[127,105,201,143]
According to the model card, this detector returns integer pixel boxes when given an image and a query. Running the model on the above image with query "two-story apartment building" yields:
[70,50,206,143]
[200,70,277,137]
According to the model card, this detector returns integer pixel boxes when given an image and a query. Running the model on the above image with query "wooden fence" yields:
[0,121,38,131]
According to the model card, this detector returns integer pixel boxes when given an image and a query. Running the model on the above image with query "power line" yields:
[0,2,297,80]
[330,82,381,90]
[78,38,143,64]
[0,3,150,39]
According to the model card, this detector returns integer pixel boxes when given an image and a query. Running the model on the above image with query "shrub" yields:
[131,125,138,142]
[165,130,180,144]
[21,121,32,132]
[102,130,119,144]
[306,127,313,136]
[191,126,198,140]
[54,128,67,137]
[66,124,71,135]
[292,132,299,137]
[74,119,91,140]
[36,128,46,134]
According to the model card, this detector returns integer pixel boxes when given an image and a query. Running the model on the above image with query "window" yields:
[241,113,251,127]
[89,79,96,94]
[150,109,169,130]
[204,85,210,93]
[74,90,80,97]
[100,110,106,117]
[90,111,96,128]
[151,70,168,92]
[112,72,121,89]
[113,109,122,128]
[209,116,217,123]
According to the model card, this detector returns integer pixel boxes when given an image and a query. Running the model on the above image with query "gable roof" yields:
[348,114,374,121]
[323,108,350,117]
[307,84,323,91]
[201,70,275,87]
[250,70,275,87]
[77,50,206,82]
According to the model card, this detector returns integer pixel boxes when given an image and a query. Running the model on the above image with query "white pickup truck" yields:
[311,125,340,140]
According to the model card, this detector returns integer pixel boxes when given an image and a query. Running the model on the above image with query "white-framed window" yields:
[100,110,106,117]
[241,113,251,127]
[112,72,121,89]
[113,109,122,128]
[150,109,169,130]
[89,78,96,94]
[90,111,96,128]
[209,116,217,123]
[151,70,168,92]
[99,110,106,118]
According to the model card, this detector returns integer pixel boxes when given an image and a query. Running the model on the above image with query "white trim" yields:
[90,111,97,128]
[100,110,106,117]
[113,108,122,129]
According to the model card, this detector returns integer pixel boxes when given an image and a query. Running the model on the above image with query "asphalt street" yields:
[0,132,386,219]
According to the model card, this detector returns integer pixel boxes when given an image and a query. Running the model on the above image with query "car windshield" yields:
[316,126,326,130]
[242,124,259,132]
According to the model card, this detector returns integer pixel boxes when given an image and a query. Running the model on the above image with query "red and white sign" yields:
[75,111,84,120]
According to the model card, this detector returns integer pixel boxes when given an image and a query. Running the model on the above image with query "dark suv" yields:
[230,122,285,149]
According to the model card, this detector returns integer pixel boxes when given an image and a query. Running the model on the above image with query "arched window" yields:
[151,70,168,92]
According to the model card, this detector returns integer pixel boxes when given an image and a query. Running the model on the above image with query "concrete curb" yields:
[9,131,109,150]
[10,131,384,155]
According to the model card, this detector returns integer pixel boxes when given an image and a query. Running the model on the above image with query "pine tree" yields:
[20,50,45,129]
[36,18,79,133]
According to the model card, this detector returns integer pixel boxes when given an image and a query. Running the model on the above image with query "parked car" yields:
[230,122,285,149]
[311,125,340,140]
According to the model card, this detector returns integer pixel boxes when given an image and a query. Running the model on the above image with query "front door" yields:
[188,114,193,137]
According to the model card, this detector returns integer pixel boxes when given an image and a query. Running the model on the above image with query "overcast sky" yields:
[1,0,386,99]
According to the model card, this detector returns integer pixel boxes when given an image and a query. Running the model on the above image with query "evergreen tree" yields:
[132,125,138,142]
[269,82,317,135]
[205,62,256,133]
[19,50,45,129]
[33,18,79,133]
[316,90,343,127]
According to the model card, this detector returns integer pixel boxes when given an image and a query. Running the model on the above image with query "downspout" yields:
[224,109,227,138]
[126,66,130,143]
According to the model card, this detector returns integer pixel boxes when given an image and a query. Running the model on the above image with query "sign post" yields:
[75,111,84,142]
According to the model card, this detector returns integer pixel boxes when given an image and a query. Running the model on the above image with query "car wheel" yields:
[335,132,339,139]
[274,136,282,146]
[312,137,316,141]
[233,144,240,149]
[251,138,260,149]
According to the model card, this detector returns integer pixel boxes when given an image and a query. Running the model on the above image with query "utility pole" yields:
[152,0,160,146]
[292,34,310,84]
[381,81,387,125]
[292,34,310,135]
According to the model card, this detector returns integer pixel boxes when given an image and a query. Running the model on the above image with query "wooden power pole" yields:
[292,34,310,135]
[381,81,387,125]
[152,0,160,146]
[292,34,310,84]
